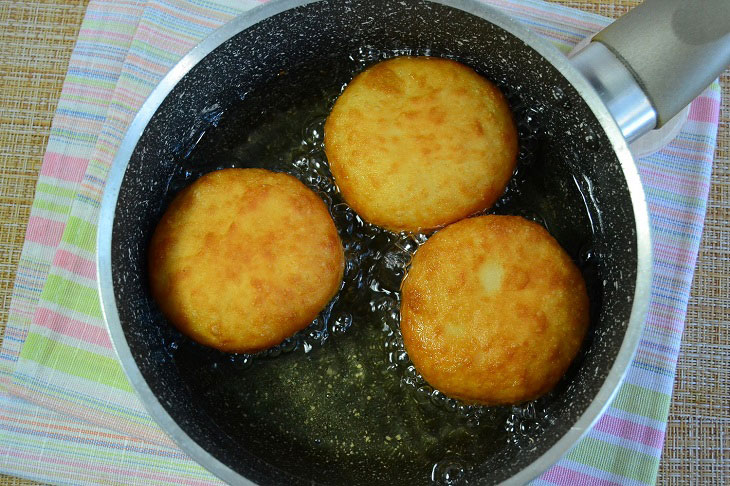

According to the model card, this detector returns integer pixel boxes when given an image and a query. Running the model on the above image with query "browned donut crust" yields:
[400,215,589,405]
[148,168,344,353]
[325,56,518,233]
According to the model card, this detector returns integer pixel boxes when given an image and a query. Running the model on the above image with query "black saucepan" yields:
[97,0,729,484]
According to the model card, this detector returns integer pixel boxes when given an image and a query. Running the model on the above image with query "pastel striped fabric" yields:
[0,0,720,484]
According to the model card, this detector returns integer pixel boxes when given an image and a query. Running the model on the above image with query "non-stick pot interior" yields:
[111,0,637,484]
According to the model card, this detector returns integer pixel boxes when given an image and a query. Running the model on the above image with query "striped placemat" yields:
[0,0,721,484]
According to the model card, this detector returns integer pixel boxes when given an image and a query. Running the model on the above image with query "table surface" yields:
[0,0,727,484]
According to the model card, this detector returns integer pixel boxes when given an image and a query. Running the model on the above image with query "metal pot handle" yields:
[570,0,730,141]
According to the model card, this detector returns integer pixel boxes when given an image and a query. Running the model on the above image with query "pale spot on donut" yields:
[479,260,504,294]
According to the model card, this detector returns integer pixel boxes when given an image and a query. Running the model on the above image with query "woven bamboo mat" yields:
[0,0,726,484]
[0,1,89,485]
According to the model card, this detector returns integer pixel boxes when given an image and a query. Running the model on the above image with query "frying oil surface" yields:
[166,48,600,485]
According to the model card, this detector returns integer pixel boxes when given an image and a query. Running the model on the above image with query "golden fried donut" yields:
[148,168,344,353]
[400,215,589,405]
[324,56,518,233]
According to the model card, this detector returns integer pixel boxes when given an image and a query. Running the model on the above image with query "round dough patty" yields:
[400,215,589,405]
[324,56,518,233]
[148,168,344,353]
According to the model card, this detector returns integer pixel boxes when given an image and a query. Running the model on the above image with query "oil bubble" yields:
[431,459,466,485]
[267,346,282,359]
[404,365,419,379]
[332,313,353,335]
[370,295,397,313]
[382,308,400,330]
[579,244,598,266]
[375,251,409,291]
[444,398,458,413]
[414,385,433,406]
[394,234,421,253]
[279,337,298,354]
[230,354,253,371]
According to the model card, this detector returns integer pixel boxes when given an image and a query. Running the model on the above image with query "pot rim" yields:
[96,0,653,484]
